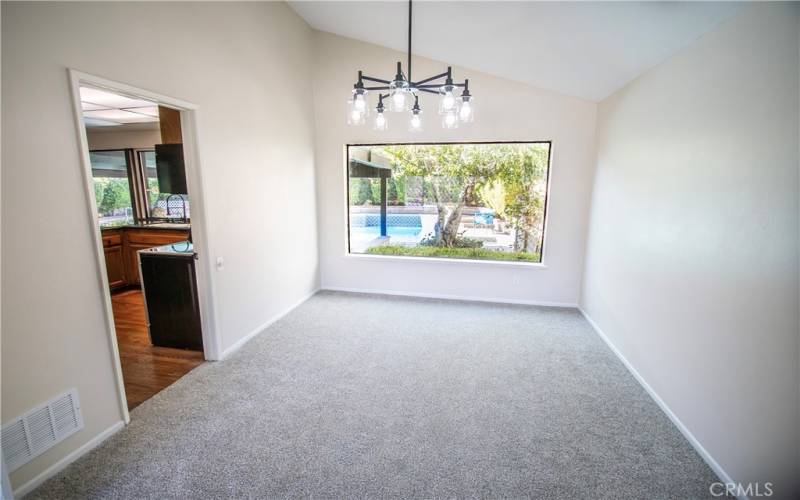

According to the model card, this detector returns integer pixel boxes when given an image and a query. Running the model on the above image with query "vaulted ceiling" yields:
[289,1,742,101]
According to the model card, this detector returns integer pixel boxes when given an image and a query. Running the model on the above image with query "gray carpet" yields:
[30,291,719,499]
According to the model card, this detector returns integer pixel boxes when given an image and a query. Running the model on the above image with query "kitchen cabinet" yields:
[101,225,189,289]
[140,242,203,351]
[102,229,126,289]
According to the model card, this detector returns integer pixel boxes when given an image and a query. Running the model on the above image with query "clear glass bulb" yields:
[374,111,387,130]
[391,91,406,111]
[354,94,366,112]
[459,97,474,122]
[346,99,365,125]
[442,110,458,129]
[459,101,472,121]
[441,92,455,111]
[410,112,422,131]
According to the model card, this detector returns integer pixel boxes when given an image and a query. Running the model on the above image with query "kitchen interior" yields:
[81,86,204,410]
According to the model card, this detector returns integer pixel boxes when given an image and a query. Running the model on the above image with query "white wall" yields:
[312,31,597,306]
[581,4,799,497]
[1,2,318,490]
[86,127,161,150]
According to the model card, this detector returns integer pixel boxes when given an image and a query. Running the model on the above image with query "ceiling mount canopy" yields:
[346,0,474,131]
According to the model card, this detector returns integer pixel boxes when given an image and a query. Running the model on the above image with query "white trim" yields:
[343,253,548,268]
[322,286,577,308]
[67,71,223,402]
[66,70,130,424]
[221,288,320,359]
[12,421,125,498]
[578,307,743,500]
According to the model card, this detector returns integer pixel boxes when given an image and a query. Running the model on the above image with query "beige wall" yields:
[86,127,161,150]
[1,1,319,490]
[312,31,597,305]
[581,4,799,497]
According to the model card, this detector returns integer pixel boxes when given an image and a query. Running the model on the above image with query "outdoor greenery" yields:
[366,245,540,262]
[374,143,549,253]
[93,177,131,216]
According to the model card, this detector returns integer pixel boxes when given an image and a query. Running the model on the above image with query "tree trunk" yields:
[430,181,446,244]
[440,181,475,247]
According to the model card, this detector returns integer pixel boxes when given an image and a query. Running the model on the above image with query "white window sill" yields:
[344,252,547,269]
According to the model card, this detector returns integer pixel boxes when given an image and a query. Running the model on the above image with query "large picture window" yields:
[346,142,551,263]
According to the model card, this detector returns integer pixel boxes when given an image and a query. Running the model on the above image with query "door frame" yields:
[67,69,222,424]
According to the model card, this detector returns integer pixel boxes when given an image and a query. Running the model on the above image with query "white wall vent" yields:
[2,389,83,472]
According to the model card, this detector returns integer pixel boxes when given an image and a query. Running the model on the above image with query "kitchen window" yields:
[90,150,136,226]
[89,148,190,226]
[138,150,190,220]
[346,142,551,263]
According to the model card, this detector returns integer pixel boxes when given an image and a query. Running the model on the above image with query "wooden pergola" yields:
[349,158,393,237]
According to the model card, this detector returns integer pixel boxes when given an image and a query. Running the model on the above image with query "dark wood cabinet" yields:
[140,252,203,351]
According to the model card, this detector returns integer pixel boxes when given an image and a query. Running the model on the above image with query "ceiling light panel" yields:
[83,117,121,128]
[79,86,155,109]
[81,102,108,111]
[83,109,158,123]
[123,106,160,117]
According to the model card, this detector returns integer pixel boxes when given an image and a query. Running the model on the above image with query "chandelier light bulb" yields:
[410,113,422,130]
[374,111,387,130]
[459,99,473,122]
[442,91,455,112]
[442,110,458,129]
[354,94,366,112]
[391,90,407,112]
[346,98,366,125]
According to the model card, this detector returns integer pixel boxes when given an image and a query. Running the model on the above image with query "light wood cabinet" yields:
[104,245,126,288]
[101,227,189,289]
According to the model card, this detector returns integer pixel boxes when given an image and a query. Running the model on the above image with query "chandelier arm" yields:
[411,72,449,86]
[361,75,392,85]
[415,81,468,90]
[364,86,392,91]
[417,88,439,95]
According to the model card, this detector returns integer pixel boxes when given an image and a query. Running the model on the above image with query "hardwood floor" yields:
[111,289,204,410]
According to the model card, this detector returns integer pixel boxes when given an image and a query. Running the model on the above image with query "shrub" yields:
[365,245,540,262]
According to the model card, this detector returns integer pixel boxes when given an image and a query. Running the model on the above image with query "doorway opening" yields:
[69,72,218,418]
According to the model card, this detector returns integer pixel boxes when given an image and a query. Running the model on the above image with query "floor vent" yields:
[2,389,83,472]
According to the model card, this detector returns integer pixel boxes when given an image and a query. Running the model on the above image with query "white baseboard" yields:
[13,420,125,498]
[221,288,320,359]
[321,286,578,308]
[578,307,743,499]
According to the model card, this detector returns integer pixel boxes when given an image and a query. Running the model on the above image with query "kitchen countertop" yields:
[101,221,190,231]
[139,240,194,256]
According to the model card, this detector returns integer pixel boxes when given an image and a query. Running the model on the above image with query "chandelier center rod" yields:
[407,0,412,83]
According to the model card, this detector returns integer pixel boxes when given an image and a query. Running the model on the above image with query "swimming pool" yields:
[349,213,426,251]
[351,225,423,243]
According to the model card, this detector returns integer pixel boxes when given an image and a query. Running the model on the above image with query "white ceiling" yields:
[80,86,160,128]
[289,1,742,102]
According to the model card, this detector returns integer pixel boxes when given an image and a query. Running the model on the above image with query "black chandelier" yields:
[347,0,474,131]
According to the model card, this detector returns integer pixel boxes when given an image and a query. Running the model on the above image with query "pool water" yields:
[351,225,422,244]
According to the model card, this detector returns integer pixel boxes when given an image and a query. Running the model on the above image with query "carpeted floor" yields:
[29,291,718,499]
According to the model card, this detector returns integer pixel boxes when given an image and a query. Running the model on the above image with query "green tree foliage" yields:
[376,144,549,250]
[387,178,399,205]
[350,178,374,205]
[93,178,132,216]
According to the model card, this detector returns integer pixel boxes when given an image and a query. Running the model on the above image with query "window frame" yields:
[344,140,553,265]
